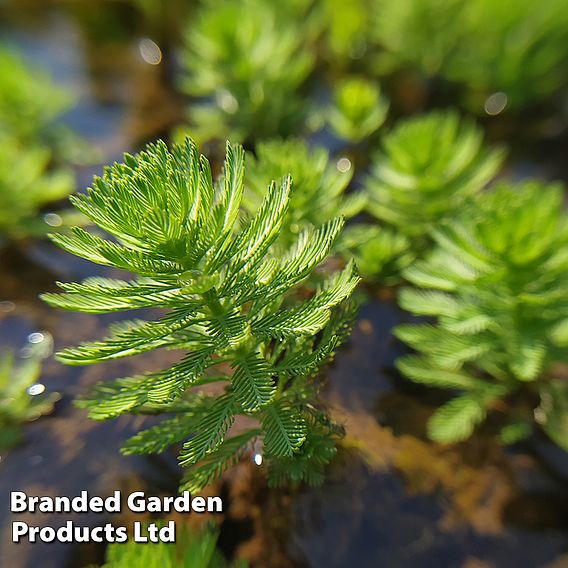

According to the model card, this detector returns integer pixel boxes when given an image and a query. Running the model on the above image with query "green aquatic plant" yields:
[179,0,315,143]
[372,0,568,112]
[0,337,60,453]
[0,135,75,242]
[360,111,504,279]
[340,225,413,284]
[101,523,245,568]
[356,111,504,282]
[0,47,74,145]
[372,0,463,76]
[43,138,359,491]
[244,138,361,251]
[327,77,388,143]
[318,0,372,63]
[395,181,568,449]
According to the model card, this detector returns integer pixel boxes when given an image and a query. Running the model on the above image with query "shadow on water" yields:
[1,2,568,568]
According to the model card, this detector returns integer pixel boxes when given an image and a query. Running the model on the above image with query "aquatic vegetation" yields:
[327,77,388,143]
[179,0,315,143]
[395,181,568,449]
[0,48,74,146]
[244,138,360,251]
[43,138,359,491]
[0,337,60,453]
[318,0,373,63]
[372,0,568,112]
[0,136,75,242]
[340,225,413,284]
[361,111,504,278]
[101,522,246,568]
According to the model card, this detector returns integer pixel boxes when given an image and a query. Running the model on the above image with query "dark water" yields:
[1,2,568,568]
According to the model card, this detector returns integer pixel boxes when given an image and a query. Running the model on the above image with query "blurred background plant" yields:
[0,136,75,243]
[396,181,568,449]
[244,138,360,251]
[178,0,317,144]
[99,522,246,568]
[372,0,568,113]
[317,0,373,65]
[0,47,92,164]
[0,334,60,454]
[0,46,91,244]
[327,76,389,143]
[357,110,505,281]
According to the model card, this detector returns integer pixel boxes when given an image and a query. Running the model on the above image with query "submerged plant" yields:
[372,0,568,112]
[353,111,504,282]
[43,138,359,491]
[0,337,60,453]
[244,138,361,251]
[340,225,413,284]
[359,111,504,279]
[179,0,315,143]
[395,181,568,449]
[0,48,74,145]
[0,135,74,242]
[327,77,388,143]
[318,0,372,63]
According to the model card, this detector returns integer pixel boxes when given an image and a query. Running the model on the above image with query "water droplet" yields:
[28,332,45,344]
[0,301,15,313]
[484,92,507,116]
[216,90,239,114]
[29,455,44,466]
[336,157,352,173]
[20,346,33,358]
[254,453,263,466]
[138,38,162,65]
[27,384,46,396]
[44,212,62,227]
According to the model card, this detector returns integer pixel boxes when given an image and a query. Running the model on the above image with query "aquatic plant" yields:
[340,225,413,284]
[318,0,372,63]
[360,111,504,279]
[101,522,245,568]
[355,111,504,282]
[244,138,360,251]
[0,48,74,146]
[0,135,74,242]
[372,0,568,112]
[327,77,388,143]
[395,181,568,449]
[0,337,60,453]
[43,138,359,491]
[179,0,315,143]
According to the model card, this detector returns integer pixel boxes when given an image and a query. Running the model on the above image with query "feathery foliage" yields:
[365,111,504,241]
[372,0,568,111]
[357,111,504,280]
[244,139,361,251]
[0,338,60,453]
[43,138,359,490]
[327,77,388,143]
[395,181,568,449]
[179,0,315,143]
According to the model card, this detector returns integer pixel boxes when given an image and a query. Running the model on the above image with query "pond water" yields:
[1,2,568,567]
